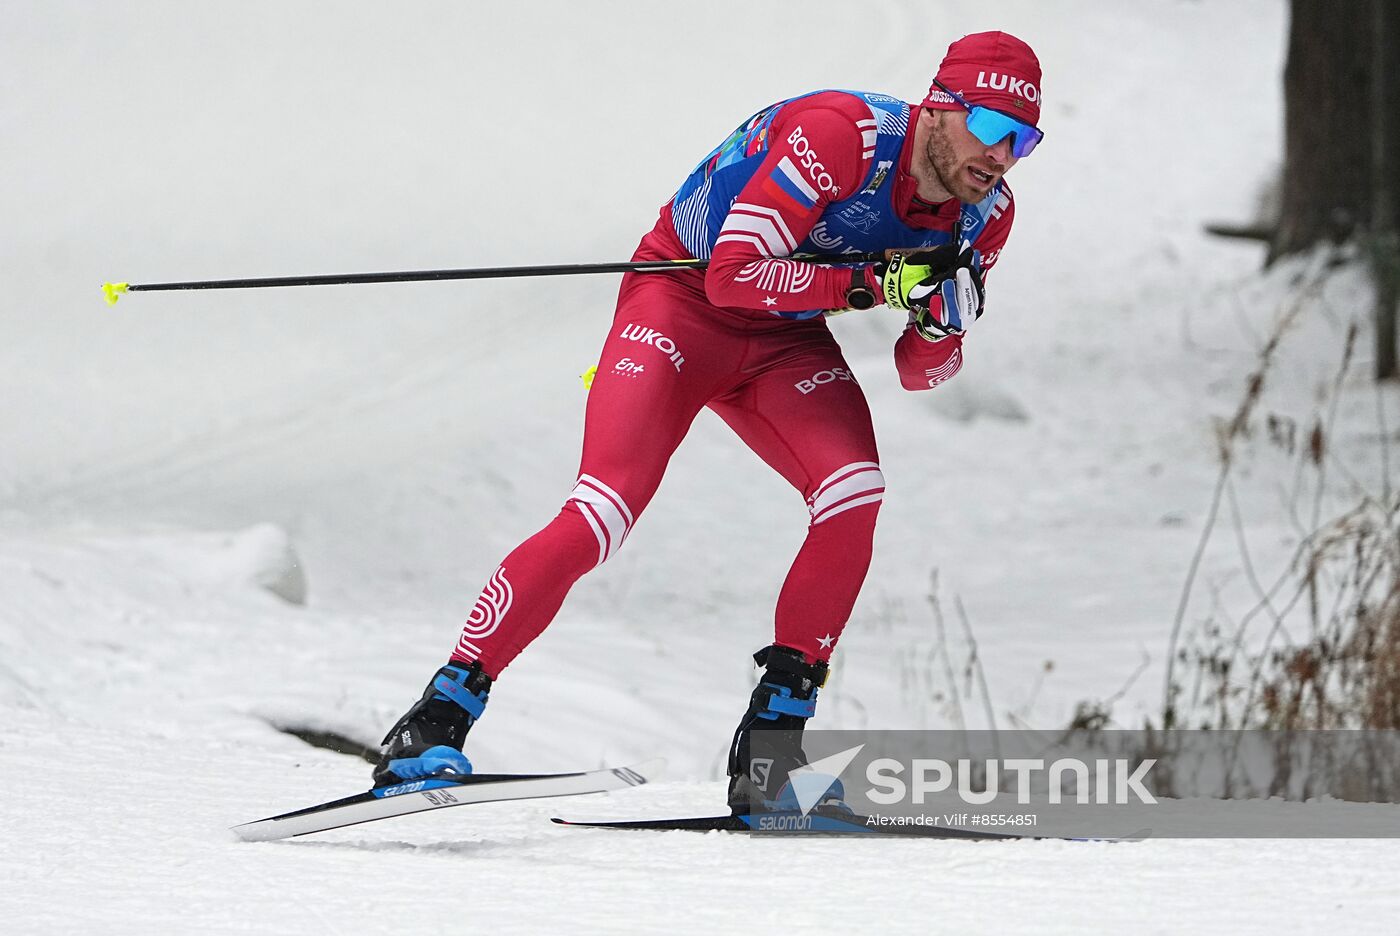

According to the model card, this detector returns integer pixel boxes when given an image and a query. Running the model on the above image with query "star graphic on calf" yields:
[762,296,778,307]
[817,634,835,649]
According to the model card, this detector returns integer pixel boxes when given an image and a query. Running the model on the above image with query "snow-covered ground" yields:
[5,1,1399,932]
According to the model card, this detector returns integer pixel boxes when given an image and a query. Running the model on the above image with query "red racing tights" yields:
[449,249,884,675]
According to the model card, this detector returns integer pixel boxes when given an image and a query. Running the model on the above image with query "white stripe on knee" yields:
[570,474,635,565]
[808,462,884,525]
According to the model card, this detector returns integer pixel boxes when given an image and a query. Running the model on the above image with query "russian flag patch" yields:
[762,156,820,214]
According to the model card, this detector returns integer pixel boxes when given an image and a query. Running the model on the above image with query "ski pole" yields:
[100,252,886,305]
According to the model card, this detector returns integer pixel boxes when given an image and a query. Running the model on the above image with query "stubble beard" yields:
[925,121,981,204]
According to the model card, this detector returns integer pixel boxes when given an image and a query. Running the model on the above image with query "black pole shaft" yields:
[124,253,884,294]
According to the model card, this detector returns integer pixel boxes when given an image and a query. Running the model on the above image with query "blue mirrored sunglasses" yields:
[932,79,1044,158]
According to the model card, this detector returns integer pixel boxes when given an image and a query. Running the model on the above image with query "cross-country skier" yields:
[374,31,1045,814]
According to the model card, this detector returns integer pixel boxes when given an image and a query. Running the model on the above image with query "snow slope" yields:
[3,0,1399,932]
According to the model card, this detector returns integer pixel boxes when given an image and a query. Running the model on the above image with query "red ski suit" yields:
[451,92,1015,673]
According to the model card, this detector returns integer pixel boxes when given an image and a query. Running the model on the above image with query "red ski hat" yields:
[924,31,1043,127]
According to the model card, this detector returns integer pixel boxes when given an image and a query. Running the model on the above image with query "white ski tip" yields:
[231,819,286,843]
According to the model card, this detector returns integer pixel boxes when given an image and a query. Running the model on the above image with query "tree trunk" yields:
[1373,0,1399,379]
[1271,0,1378,262]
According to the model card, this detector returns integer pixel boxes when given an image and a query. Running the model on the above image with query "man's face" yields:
[923,109,1019,202]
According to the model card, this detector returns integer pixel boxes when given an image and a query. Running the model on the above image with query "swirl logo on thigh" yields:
[462,566,514,644]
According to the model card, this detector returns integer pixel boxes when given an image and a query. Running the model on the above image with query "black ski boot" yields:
[372,662,492,788]
[726,644,838,815]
